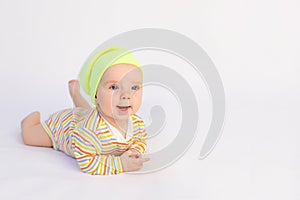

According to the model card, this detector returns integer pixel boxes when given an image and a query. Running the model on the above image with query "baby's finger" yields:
[127,151,133,156]
[143,157,150,162]
[128,152,139,158]
[129,154,140,159]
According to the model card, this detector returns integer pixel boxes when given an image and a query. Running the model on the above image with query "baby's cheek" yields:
[131,102,141,113]
[133,94,142,110]
[100,99,113,113]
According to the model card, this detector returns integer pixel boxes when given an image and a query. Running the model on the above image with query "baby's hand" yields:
[120,149,150,172]
[127,148,141,158]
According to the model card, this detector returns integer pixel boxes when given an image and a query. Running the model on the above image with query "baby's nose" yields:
[120,91,131,99]
[121,96,130,99]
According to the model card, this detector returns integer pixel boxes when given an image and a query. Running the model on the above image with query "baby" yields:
[21,47,150,175]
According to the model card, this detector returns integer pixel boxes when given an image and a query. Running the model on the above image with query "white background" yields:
[0,0,299,199]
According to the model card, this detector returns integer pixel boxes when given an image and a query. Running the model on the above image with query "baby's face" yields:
[95,64,143,122]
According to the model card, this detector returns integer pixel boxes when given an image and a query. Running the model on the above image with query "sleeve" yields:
[72,128,124,175]
[129,121,148,155]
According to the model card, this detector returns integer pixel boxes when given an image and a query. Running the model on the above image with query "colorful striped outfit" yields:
[41,108,147,175]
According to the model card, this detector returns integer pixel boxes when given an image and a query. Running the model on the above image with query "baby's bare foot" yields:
[68,79,80,98]
[21,111,40,130]
[68,79,91,109]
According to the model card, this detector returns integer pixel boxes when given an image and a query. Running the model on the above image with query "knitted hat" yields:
[79,47,141,105]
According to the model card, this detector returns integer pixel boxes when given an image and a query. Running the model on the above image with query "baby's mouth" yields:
[116,105,131,112]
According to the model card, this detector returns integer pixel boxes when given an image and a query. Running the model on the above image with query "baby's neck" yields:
[96,108,129,137]
[105,117,128,136]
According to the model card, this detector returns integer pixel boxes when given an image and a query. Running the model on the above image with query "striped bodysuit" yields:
[41,108,147,175]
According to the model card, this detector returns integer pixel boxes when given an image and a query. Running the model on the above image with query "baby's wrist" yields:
[130,146,142,154]
[117,155,125,173]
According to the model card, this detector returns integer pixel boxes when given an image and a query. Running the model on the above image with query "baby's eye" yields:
[109,85,119,90]
[131,85,140,90]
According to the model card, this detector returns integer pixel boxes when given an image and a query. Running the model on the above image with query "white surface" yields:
[0,0,299,199]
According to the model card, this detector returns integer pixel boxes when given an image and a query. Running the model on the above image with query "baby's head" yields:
[80,47,143,121]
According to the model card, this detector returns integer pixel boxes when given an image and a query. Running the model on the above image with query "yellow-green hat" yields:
[79,47,141,105]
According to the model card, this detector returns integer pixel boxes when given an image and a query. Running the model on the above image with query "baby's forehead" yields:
[100,64,143,84]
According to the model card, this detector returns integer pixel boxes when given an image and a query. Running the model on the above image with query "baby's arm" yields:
[129,123,148,155]
[72,128,122,175]
[130,115,148,154]
[72,128,148,175]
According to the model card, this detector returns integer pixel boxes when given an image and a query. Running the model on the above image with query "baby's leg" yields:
[21,112,52,147]
[68,80,91,109]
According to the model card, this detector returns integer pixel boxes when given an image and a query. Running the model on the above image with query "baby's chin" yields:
[112,107,134,120]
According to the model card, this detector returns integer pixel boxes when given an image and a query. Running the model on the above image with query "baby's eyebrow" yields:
[103,80,142,85]
[104,80,118,85]
[131,81,142,84]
